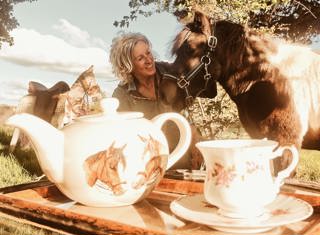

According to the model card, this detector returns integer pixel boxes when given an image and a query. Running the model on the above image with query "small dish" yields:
[170,194,313,233]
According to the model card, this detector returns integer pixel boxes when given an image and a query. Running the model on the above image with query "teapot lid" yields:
[75,98,143,122]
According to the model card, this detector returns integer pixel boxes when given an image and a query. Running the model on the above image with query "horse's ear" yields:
[193,11,203,26]
[192,11,211,36]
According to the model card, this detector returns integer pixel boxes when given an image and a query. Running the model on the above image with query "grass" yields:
[0,126,58,234]
[297,149,320,182]
[0,216,60,235]
[0,126,42,187]
[0,153,35,187]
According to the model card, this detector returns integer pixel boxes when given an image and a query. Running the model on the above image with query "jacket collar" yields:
[126,63,163,92]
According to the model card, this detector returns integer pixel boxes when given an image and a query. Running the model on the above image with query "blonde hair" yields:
[109,32,152,84]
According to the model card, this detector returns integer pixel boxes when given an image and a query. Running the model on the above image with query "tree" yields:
[114,0,320,43]
[250,0,320,43]
[0,0,37,49]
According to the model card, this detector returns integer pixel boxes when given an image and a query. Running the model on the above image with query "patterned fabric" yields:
[52,65,104,128]
[10,66,104,151]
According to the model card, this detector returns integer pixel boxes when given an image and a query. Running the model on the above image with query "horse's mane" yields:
[215,22,282,95]
[171,20,277,70]
[212,21,277,71]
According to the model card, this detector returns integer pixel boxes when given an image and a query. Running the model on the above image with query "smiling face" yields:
[131,41,156,81]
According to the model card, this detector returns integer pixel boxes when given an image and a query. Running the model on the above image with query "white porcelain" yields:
[6,98,191,207]
[196,139,299,218]
[170,194,313,233]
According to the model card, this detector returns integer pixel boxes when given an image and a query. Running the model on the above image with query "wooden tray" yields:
[0,178,319,235]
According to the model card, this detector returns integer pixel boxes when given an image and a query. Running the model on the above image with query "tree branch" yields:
[294,0,317,19]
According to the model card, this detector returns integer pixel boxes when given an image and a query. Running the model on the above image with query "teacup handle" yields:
[152,113,191,169]
[271,145,299,186]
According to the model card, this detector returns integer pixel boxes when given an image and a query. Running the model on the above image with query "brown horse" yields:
[160,11,320,169]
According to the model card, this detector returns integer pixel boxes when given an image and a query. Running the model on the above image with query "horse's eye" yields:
[185,44,194,54]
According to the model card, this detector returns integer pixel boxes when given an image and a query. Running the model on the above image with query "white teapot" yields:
[6,98,191,207]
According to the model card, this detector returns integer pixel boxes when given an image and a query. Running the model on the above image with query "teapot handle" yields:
[151,113,191,169]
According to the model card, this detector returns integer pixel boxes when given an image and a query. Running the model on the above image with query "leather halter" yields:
[163,20,217,106]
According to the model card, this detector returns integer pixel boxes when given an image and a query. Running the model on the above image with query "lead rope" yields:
[189,27,218,140]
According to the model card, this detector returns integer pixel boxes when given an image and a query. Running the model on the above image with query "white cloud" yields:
[0,79,29,106]
[53,19,108,49]
[0,27,113,78]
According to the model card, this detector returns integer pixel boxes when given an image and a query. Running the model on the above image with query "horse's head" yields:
[159,11,222,111]
[160,11,248,111]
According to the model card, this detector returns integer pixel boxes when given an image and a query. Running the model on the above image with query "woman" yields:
[110,32,200,170]
[110,32,171,119]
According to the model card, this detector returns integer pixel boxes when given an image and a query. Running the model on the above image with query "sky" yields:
[0,0,181,105]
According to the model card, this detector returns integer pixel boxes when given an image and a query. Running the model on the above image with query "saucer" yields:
[170,194,313,233]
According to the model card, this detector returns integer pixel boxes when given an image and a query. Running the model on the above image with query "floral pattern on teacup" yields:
[209,163,237,187]
[202,200,218,209]
[246,161,264,174]
[209,161,265,187]
[271,208,289,216]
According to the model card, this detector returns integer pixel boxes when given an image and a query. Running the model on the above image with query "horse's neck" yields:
[214,23,245,73]
[215,23,277,98]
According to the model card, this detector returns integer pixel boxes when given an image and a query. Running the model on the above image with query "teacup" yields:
[196,139,299,219]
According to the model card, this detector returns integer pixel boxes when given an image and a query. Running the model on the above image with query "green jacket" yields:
[112,62,170,119]
[112,61,180,152]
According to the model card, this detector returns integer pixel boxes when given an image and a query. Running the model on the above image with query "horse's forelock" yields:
[171,28,191,56]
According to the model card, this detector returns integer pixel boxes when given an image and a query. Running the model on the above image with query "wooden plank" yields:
[285,178,320,191]
[0,190,313,235]
[281,192,320,213]
[301,214,320,235]
[0,179,53,194]
[155,178,203,194]
[0,193,166,235]
[0,178,319,235]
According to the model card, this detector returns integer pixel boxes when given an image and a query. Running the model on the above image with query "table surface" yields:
[0,178,319,235]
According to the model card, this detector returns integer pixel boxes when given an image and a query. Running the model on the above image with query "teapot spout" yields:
[6,113,64,183]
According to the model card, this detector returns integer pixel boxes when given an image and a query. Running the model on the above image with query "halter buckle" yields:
[204,74,211,81]
[177,76,190,89]
[201,55,211,65]
[207,36,217,50]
